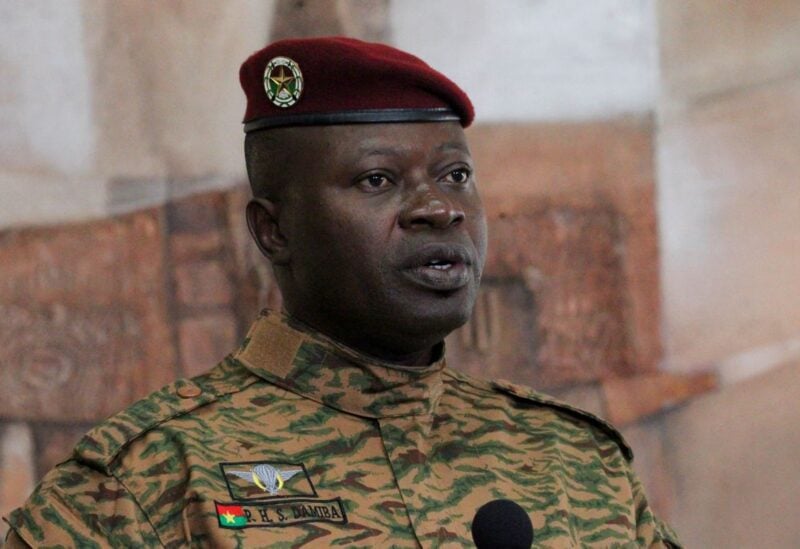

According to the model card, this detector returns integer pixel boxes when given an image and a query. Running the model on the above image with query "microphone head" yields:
[471,499,534,549]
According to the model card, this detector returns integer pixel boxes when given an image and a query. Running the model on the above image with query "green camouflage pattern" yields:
[5,310,681,548]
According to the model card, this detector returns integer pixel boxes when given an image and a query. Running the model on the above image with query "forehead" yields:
[274,121,470,159]
[255,122,471,198]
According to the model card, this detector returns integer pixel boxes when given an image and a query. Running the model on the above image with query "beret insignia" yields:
[263,56,303,108]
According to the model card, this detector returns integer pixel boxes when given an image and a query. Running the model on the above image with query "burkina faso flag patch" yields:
[216,502,247,528]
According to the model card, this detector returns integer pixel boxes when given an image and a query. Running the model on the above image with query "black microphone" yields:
[471,499,534,549]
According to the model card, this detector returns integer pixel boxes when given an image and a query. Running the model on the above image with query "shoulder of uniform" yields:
[4,458,160,547]
[445,369,633,461]
[74,356,260,473]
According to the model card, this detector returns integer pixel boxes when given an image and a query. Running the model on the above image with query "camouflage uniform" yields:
[4,311,681,548]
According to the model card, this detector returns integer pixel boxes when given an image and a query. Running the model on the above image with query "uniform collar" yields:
[233,310,446,419]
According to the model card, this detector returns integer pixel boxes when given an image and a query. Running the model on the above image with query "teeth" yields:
[426,260,452,270]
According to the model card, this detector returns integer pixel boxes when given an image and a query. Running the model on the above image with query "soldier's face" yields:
[263,122,487,362]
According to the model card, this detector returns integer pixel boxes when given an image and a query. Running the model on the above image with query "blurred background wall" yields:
[1,1,799,546]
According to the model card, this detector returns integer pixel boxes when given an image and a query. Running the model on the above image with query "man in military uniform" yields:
[4,38,681,548]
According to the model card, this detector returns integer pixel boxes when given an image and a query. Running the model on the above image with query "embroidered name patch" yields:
[215,498,347,528]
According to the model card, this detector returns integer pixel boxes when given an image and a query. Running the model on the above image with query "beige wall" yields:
[655,2,800,546]
[0,0,272,227]
[664,359,800,548]
[658,0,800,374]
[391,0,657,121]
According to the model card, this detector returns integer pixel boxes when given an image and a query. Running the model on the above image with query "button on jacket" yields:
[5,311,681,548]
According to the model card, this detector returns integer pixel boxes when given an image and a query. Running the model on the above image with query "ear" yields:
[246,198,290,264]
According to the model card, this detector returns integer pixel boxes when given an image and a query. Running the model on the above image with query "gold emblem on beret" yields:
[264,56,303,108]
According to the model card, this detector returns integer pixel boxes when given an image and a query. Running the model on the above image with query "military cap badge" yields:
[263,56,303,108]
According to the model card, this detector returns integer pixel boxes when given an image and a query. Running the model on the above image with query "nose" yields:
[399,183,465,230]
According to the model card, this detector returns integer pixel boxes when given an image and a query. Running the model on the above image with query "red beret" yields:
[239,36,474,132]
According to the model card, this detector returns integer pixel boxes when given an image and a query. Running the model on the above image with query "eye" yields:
[356,173,393,192]
[443,167,472,185]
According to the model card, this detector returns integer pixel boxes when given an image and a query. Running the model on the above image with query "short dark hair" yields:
[244,130,291,200]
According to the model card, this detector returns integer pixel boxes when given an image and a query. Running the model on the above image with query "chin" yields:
[398,290,477,340]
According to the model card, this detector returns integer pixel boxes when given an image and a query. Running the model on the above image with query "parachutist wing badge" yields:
[227,470,253,481]
[220,461,316,500]
[279,468,302,482]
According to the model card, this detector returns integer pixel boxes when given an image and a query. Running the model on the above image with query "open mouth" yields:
[426,259,455,271]
[401,244,473,291]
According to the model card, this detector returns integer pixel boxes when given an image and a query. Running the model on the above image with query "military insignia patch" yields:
[217,460,348,528]
[263,56,303,108]
[215,498,348,528]
[216,503,248,528]
[220,461,316,501]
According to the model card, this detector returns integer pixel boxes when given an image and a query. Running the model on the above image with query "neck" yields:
[282,309,440,367]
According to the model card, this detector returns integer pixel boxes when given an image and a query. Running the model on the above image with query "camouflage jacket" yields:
[5,311,681,548]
